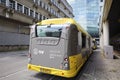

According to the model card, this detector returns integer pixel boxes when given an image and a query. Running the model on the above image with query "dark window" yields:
[101,0,103,2]
[88,37,90,48]
[24,6,29,15]
[43,16,46,20]
[9,0,15,9]
[17,3,23,13]
[35,12,38,19]
[39,14,42,20]
[39,1,42,6]
[82,33,86,48]
[0,0,6,5]
[30,10,34,17]
[68,25,78,55]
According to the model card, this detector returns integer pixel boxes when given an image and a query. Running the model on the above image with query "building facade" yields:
[86,0,99,38]
[68,0,99,38]
[0,0,74,51]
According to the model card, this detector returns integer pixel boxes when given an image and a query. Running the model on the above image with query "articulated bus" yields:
[28,18,93,78]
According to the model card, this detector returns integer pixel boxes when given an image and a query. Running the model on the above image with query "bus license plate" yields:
[40,68,51,73]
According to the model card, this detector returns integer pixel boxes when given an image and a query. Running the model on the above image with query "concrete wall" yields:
[0,32,29,45]
[0,17,30,51]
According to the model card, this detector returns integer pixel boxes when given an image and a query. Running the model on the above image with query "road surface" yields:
[1,49,116,80]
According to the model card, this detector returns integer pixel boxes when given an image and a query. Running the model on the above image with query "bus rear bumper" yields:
[28,64,77,78]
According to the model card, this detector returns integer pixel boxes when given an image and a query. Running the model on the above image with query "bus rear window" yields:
[36,25,62,38]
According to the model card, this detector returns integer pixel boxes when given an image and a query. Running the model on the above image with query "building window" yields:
[101,0,103,2]
[24,6,29,15]
[45,4,48,10]
[51,0,54,3]
[51,8,53,14]
[39,14,42,20]
[33,0,38,3]
[39,1,42,6]
[41,2,45,8]
[17,3,23,13]
[9,0,15,9]
[41,15,44,20]
[35,12,38,19]
[0,0,6,5]
[43,15,46,20]
[30,10,34,17]
[48,7,51,12]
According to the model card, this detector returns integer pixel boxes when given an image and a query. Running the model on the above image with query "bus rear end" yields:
[28,24,73,77]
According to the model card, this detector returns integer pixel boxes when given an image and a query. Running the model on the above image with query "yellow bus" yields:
[28,18,93,78]
[92,39,97,50]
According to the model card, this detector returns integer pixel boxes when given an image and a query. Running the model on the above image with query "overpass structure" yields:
[100,0,120,58]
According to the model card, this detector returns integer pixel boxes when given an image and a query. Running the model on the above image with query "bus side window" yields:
[68,24,78,55]
[82,33,86,48]
[77,32,82,53]
[86,36,89,48]
[88,37,91,48]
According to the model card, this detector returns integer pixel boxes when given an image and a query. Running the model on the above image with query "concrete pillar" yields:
[100,33,103,49]
[5,0,9,18]
[33,10,35,18]
[103,21,109,46]
[6,0,9,7]
[15,1,17,10]
[33,0,36,3]
[103,21,113,59]
[22,5,24,13]
[28,8,30,16]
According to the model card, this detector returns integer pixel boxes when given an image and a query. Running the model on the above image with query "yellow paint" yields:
[28,64,77,78]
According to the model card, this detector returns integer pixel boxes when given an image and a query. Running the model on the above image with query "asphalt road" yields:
[0,50,76,80]
[0,50,99,80]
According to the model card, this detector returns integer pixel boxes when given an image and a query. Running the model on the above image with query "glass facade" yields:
[86,0,99,37]
[67,0,99,37]
[68,0,87,30]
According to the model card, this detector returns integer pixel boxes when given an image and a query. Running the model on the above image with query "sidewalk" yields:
[0,50,28,58]
[0,50,28,54]
[79,49,120,80]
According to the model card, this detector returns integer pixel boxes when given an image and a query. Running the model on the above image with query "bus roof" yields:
[37,18,91,37]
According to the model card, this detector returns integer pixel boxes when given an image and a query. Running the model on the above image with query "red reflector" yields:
[28,53,31,58]
[64,58,68,61]
[28,65,31,69]
[62,72,64,75]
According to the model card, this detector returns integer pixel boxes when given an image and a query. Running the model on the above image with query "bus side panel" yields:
[69,54,83,75]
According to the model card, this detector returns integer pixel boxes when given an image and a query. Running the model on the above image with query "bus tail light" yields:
[64,63,68,68]
[64,58,68,61]
[28,53,31,58]
[28,53,32,63]
[62,57,69,70]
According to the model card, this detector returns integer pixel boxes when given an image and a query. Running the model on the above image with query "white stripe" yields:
[0,69,27,80]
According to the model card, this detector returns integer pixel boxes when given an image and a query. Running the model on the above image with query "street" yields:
[0,50,69,80]
[0,50,74,80]
[0,50,95,80]
[0,49,119,80]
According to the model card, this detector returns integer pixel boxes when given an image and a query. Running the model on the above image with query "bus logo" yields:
[33,48,44,55]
